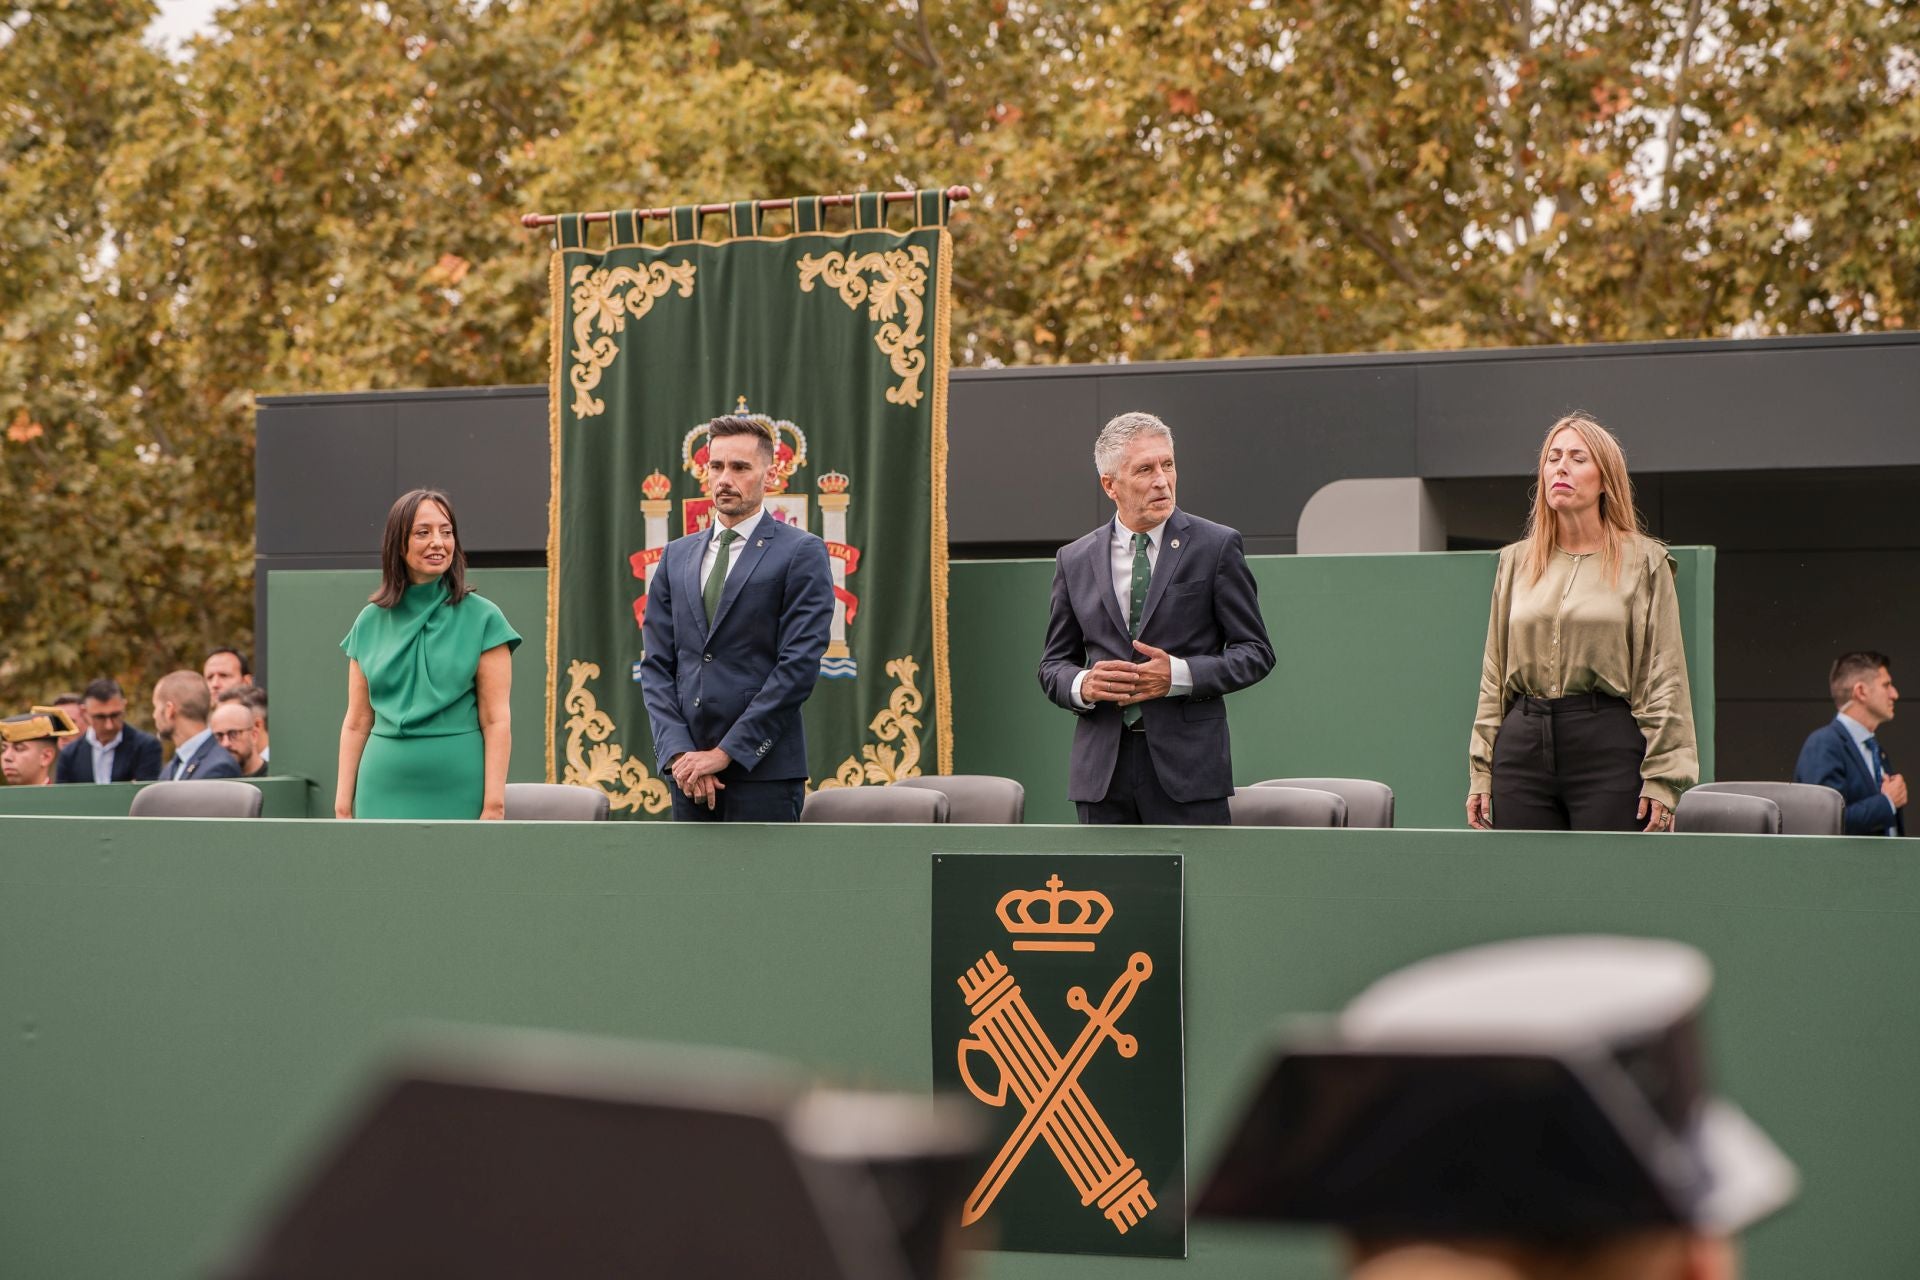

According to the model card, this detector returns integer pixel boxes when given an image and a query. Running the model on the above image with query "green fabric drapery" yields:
[545,189,954,815]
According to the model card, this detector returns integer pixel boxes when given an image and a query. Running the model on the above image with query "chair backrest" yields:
[1691,781,1843,836]
[801,787,949,824]
[1673,790,1782,835]
[892,775,1024,824]
[128,780,264,819]
[1252,778,1394,828]
[503,783,611,822]
[1228,787,1347,828]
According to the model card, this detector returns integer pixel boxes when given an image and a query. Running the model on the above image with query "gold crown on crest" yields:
[997,875,1112,953]
[640,469,673,501]
[817,470,850,495]
[683,396,808,495]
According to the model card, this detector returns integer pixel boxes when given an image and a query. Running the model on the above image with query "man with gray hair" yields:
[1038,411,1274,823]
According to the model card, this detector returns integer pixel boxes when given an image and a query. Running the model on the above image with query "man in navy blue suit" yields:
[1794,651,1904,836]
[1038,411,1275,824]
[151,671,242,781]
[55,678,164,783]
[641,415,834,822]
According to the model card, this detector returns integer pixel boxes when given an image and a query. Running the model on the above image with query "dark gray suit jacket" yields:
[1038,508,1274,803]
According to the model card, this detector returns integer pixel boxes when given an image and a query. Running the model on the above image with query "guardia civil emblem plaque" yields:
[931,853,1185,1258]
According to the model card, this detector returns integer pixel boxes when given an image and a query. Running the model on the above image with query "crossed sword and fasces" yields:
[955,949,1156,1233]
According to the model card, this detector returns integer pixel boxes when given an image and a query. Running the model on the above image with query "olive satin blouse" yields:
[1469,535,1698,808]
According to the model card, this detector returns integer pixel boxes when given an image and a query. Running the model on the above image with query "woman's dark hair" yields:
[371,488,471,608]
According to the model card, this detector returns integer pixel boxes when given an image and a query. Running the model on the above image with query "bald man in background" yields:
[152,671,241,780]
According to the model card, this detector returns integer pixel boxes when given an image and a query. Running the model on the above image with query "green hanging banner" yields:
[545,192,954,815]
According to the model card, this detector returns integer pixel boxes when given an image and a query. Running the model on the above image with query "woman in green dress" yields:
[335,489,521,819]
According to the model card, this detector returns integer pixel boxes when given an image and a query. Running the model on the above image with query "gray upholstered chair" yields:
[1673,790,1782,835]
[1690,781,1843,836]
[801,787,949,823]
[1228,786,1347,828]
[503,783,611,821]
[1252,778,1394,828]
[892,775,1024,824]
[128,780,263,818]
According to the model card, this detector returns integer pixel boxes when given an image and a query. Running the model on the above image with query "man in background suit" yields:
[1038,411,1275,824]
[151,670,242,781]
[1795,651,1904,836]
[641,414,834,822]
[55,678,164,783]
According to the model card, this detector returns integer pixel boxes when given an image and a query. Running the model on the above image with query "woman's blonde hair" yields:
[1521,413,1646,586]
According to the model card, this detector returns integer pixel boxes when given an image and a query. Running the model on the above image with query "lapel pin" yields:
[756,539,766,548]
[1170,538,1180,549]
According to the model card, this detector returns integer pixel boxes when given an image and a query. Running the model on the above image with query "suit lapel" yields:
[708,516,778,636]
[1135,509,1190,635]
[674,533,709,643]
[1086,525,1129,643]
[1833,721,1876,794]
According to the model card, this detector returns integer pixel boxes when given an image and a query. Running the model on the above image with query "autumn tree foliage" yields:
[2,0,1916,705]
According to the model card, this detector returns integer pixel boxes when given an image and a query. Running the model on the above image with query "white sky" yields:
[146,0,225,54]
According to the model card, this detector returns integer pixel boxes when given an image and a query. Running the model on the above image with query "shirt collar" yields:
[88,727,121,750]
[1112,516,1168,550]
[713,507,765,547]
[174,727,214,765]
[1836,712,1876,746]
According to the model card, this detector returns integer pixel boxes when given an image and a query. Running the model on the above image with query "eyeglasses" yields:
[212,729,252,742]
[89,711,125,724]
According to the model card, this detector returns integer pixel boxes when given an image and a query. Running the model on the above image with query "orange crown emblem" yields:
[640,469,673,501]
[996,875,1113,953]
[817,470,850,495]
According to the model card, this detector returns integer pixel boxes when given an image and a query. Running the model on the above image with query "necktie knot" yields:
[715,528,739,547]
[1132,532,1151,554]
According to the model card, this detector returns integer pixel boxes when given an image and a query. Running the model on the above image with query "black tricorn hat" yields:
[213,1030,982,1280]
[1193,936,1797,1243]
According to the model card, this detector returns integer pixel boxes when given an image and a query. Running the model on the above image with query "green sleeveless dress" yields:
[340,578,522,819]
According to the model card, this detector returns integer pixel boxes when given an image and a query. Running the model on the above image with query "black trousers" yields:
[1491,693,1646,832]
[1077,728,1232,826]
[669,776,804,822]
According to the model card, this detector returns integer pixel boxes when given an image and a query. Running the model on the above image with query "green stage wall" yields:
[0,818,1907,1279]
[265,551,1715,823]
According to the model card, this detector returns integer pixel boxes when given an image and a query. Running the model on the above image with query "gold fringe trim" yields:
[929,227,954,774]
[545,249,565,783]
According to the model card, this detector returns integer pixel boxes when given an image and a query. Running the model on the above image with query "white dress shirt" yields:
[87,727,121,784]
[698,507,766,594]
[1070,517,1194,709]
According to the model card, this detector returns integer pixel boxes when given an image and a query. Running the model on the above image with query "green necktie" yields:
[1124,531,1152,726]
[704,527,740,626]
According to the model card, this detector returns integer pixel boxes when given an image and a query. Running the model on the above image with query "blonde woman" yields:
[1466,415,1696,832]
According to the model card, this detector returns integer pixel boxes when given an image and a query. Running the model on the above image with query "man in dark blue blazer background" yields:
[1038,411,1275,824]
[55,678,164,783]
[641,414,834,822]
[1794,650,1904,836]
[151,670,241,781]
